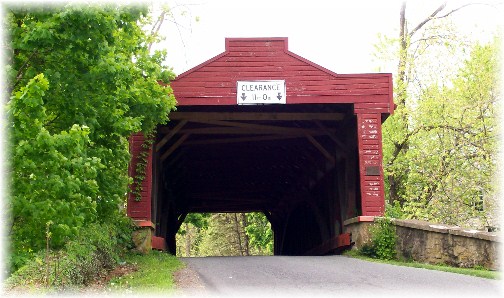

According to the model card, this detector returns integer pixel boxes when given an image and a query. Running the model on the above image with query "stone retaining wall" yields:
[394,219,500,270]
[343,216,375,249]
[343,217,501,270]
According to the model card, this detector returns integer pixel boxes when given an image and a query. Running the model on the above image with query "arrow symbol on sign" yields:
[277,92,282,100]
[241,93,247,100]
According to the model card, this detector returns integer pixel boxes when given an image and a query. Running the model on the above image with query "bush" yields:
[385,200,404,219]
[6,220,134,290]
[360,218,397,260]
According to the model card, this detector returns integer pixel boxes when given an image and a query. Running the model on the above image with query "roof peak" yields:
[225,37,288,50]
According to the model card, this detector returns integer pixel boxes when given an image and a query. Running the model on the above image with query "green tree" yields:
[176,213,209,257]
[176,212,273,257]
[401,40,499,227]
[380,2,471,205]
[6,4,176,270]
[245,212,273,254]
[197,213,246,256]
[377,2,499,229]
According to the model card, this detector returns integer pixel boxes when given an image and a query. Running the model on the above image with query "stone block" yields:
[132,227,153,254]
[393,219,500,270]
[343,217,377,249]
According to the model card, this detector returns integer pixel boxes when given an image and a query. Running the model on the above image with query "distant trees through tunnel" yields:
[176,212,274,257]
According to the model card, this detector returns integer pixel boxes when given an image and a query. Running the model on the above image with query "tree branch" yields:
[409,2,447,37]
[13,49,38,89]
[397,2,408,106]
[387,122,483,167]
[44,113,61,128]
[399,1,406,49]
[435,3,486,19]
[148,10,166,52]
[409,2,488,37]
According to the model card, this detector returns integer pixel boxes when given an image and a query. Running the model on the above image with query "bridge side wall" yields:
[355,112,386,216]
[344,217,500,270]
[394,219,500,270]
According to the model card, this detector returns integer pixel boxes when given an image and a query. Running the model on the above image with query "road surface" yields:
[180,255,502,297]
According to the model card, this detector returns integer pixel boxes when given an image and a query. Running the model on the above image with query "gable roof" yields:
[171,37,393,114]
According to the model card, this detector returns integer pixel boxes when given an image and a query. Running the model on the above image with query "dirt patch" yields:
[105,263,138,282]
[80,262,138,293]
[174,265,206,295]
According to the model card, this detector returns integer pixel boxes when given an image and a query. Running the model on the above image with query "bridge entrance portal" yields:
[127,38,393,255]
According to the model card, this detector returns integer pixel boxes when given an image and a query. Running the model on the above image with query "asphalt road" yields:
[180,255,502,298]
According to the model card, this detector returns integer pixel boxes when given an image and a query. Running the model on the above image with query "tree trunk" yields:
[387,1,409,205]
[184,222,191,257]
[397,1,407,105]
[240,213,250,256]
[233,213,244,256]
[387,1,466,206]
[389,1,448,205]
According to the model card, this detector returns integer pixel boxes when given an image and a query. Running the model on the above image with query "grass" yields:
[108,250,185,293]
[343,249,500,280]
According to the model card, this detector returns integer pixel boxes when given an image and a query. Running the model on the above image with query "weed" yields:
[360,217,397,260]
[6,221,135,291]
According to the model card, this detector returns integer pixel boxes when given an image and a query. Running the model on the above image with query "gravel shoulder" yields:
[173,263,207,296]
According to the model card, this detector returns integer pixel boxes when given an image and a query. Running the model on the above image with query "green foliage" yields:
[175,213,210,256]
[6,221,134,290]
[385,201,404,219]
[131,132,155,202]
[197,213,245,256]
[399,40,499,227]
[7,3,176,273]
[176,213,273,257]
[178,213,210,235]
[245,212,273,254]
[361,218,397,260]
[175,213,206,254]
[9,75,103,268]
[378,3,499,230]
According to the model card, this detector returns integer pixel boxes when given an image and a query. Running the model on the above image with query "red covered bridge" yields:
[127,37,394,255]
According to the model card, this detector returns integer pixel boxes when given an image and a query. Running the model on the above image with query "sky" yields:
[152,0,502,76]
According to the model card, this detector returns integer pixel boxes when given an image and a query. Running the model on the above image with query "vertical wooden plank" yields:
[356,113,385,216]
[389,73,395,114]
[127,133,153,223]
[152,144,161,232]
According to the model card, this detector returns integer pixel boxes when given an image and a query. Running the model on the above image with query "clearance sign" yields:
[237,80,286,105]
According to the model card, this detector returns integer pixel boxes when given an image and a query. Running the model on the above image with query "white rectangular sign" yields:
[237,80,286,105]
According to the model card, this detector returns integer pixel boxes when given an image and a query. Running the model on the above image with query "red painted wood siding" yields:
[356,113,386,216]
[127,37,393,228]
[152,236,167,251]
[171,37,394,111]
[127,133,153,222]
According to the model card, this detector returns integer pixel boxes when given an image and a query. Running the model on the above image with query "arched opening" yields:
[150,103,359,255]
[175,212,273,257]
